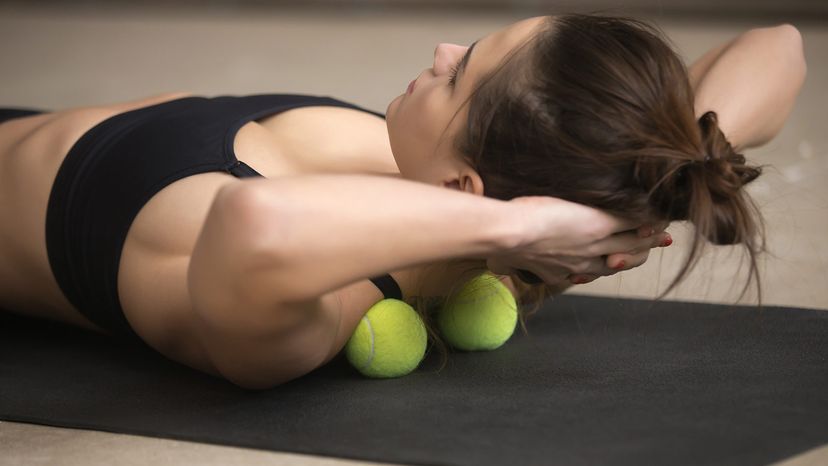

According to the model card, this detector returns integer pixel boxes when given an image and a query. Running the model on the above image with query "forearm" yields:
[235,174,520,304]
[689,24,806,151]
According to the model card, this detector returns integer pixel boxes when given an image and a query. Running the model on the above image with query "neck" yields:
[387,259,488,304]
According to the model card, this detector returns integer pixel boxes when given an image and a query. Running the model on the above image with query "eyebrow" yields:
[456,40,478,84]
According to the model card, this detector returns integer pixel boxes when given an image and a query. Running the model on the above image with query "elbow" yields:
[221,367,298,391]
[210,338,330,391]
[198,309,337,391]
[770,24,808,125]
[734,23,807,149]
[775,24,807,80]
[771,23,804,51]
[750,24,807,82]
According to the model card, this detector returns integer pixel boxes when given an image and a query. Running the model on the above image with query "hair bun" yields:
[684,111,762,244]
[695,111,760,201]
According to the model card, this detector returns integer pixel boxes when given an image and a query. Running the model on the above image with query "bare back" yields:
[0,92,398,371]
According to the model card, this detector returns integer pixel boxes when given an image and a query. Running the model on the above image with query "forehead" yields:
[440,17,549,148]
[497,16,549,45]
[460,16,547,94]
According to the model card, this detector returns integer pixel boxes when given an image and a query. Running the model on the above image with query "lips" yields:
[407,78,417,95]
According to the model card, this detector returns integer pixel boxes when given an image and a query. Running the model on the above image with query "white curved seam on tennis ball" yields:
[360,315,376,370]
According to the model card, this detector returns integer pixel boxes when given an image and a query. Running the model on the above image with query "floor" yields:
[0,4,826,465]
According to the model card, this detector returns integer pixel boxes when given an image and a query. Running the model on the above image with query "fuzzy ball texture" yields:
[345,298,427,378]
[438,272,518,351]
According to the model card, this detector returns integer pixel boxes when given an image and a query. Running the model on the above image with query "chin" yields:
[385,94,403,119]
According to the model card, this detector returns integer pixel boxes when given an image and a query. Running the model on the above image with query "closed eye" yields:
[448,41,477,88]
[448,63,460,87]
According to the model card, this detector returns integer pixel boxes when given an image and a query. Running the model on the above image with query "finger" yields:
[572,248,657,283]
[569,267,623,284]
[598,211,642,235]
[592,230,672,256]
[637,224,656,238]
[568,255,616,281]
[636,220,671,238]
[569,273,599,285]
[576,240,663,282]
[570,253,641,284]
[604,249,651,271]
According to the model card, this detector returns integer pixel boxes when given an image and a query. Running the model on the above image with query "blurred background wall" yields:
[4,0,828,17]
[1,0,825,110]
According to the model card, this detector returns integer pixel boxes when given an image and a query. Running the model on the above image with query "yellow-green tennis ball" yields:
[438,272,518,351]
[345,299,427,378]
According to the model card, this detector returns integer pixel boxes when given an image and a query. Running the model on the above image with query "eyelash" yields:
[448,62,460,87]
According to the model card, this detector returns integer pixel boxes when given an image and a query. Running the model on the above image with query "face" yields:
[386,16,548,194]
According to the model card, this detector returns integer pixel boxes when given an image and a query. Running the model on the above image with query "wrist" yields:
[484,197,527,257]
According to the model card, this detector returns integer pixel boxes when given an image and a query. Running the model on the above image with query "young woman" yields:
[0,15,805,389]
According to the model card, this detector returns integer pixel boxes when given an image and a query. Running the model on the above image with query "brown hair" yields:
[411,14,766,366]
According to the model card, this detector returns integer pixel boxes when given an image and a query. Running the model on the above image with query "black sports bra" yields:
[44,94,401,341]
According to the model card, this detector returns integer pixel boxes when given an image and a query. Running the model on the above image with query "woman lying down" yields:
[0,15,806,388]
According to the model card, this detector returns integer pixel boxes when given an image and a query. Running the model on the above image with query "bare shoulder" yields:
[84,91,195,114]
[258,104,386,149]
[256,104,394,175]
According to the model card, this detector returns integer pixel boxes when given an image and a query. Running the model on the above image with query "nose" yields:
[433,43,469,75]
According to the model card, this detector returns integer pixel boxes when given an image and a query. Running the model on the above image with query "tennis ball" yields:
[345,298,427,378]
[437,272,518,351]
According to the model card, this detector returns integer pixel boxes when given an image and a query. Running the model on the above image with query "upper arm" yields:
[187,182,343,389]
[690,24,806,151]
[688,24,805,91]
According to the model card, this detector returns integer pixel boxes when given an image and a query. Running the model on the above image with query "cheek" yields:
[396,91,444,144]
[387,87,450,179]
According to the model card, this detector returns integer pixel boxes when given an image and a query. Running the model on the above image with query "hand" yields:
[567,220,671,285]
[487,196,671,286]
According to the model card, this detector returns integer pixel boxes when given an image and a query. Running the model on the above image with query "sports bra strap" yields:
[369,273,403,301]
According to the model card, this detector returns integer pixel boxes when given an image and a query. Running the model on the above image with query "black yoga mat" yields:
[2,294,827,466]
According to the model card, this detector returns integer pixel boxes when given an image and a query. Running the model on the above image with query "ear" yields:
[442,168,485,196]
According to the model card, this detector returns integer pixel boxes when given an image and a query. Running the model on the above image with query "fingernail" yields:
[660,234,673,247]
[612,260,626,270]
